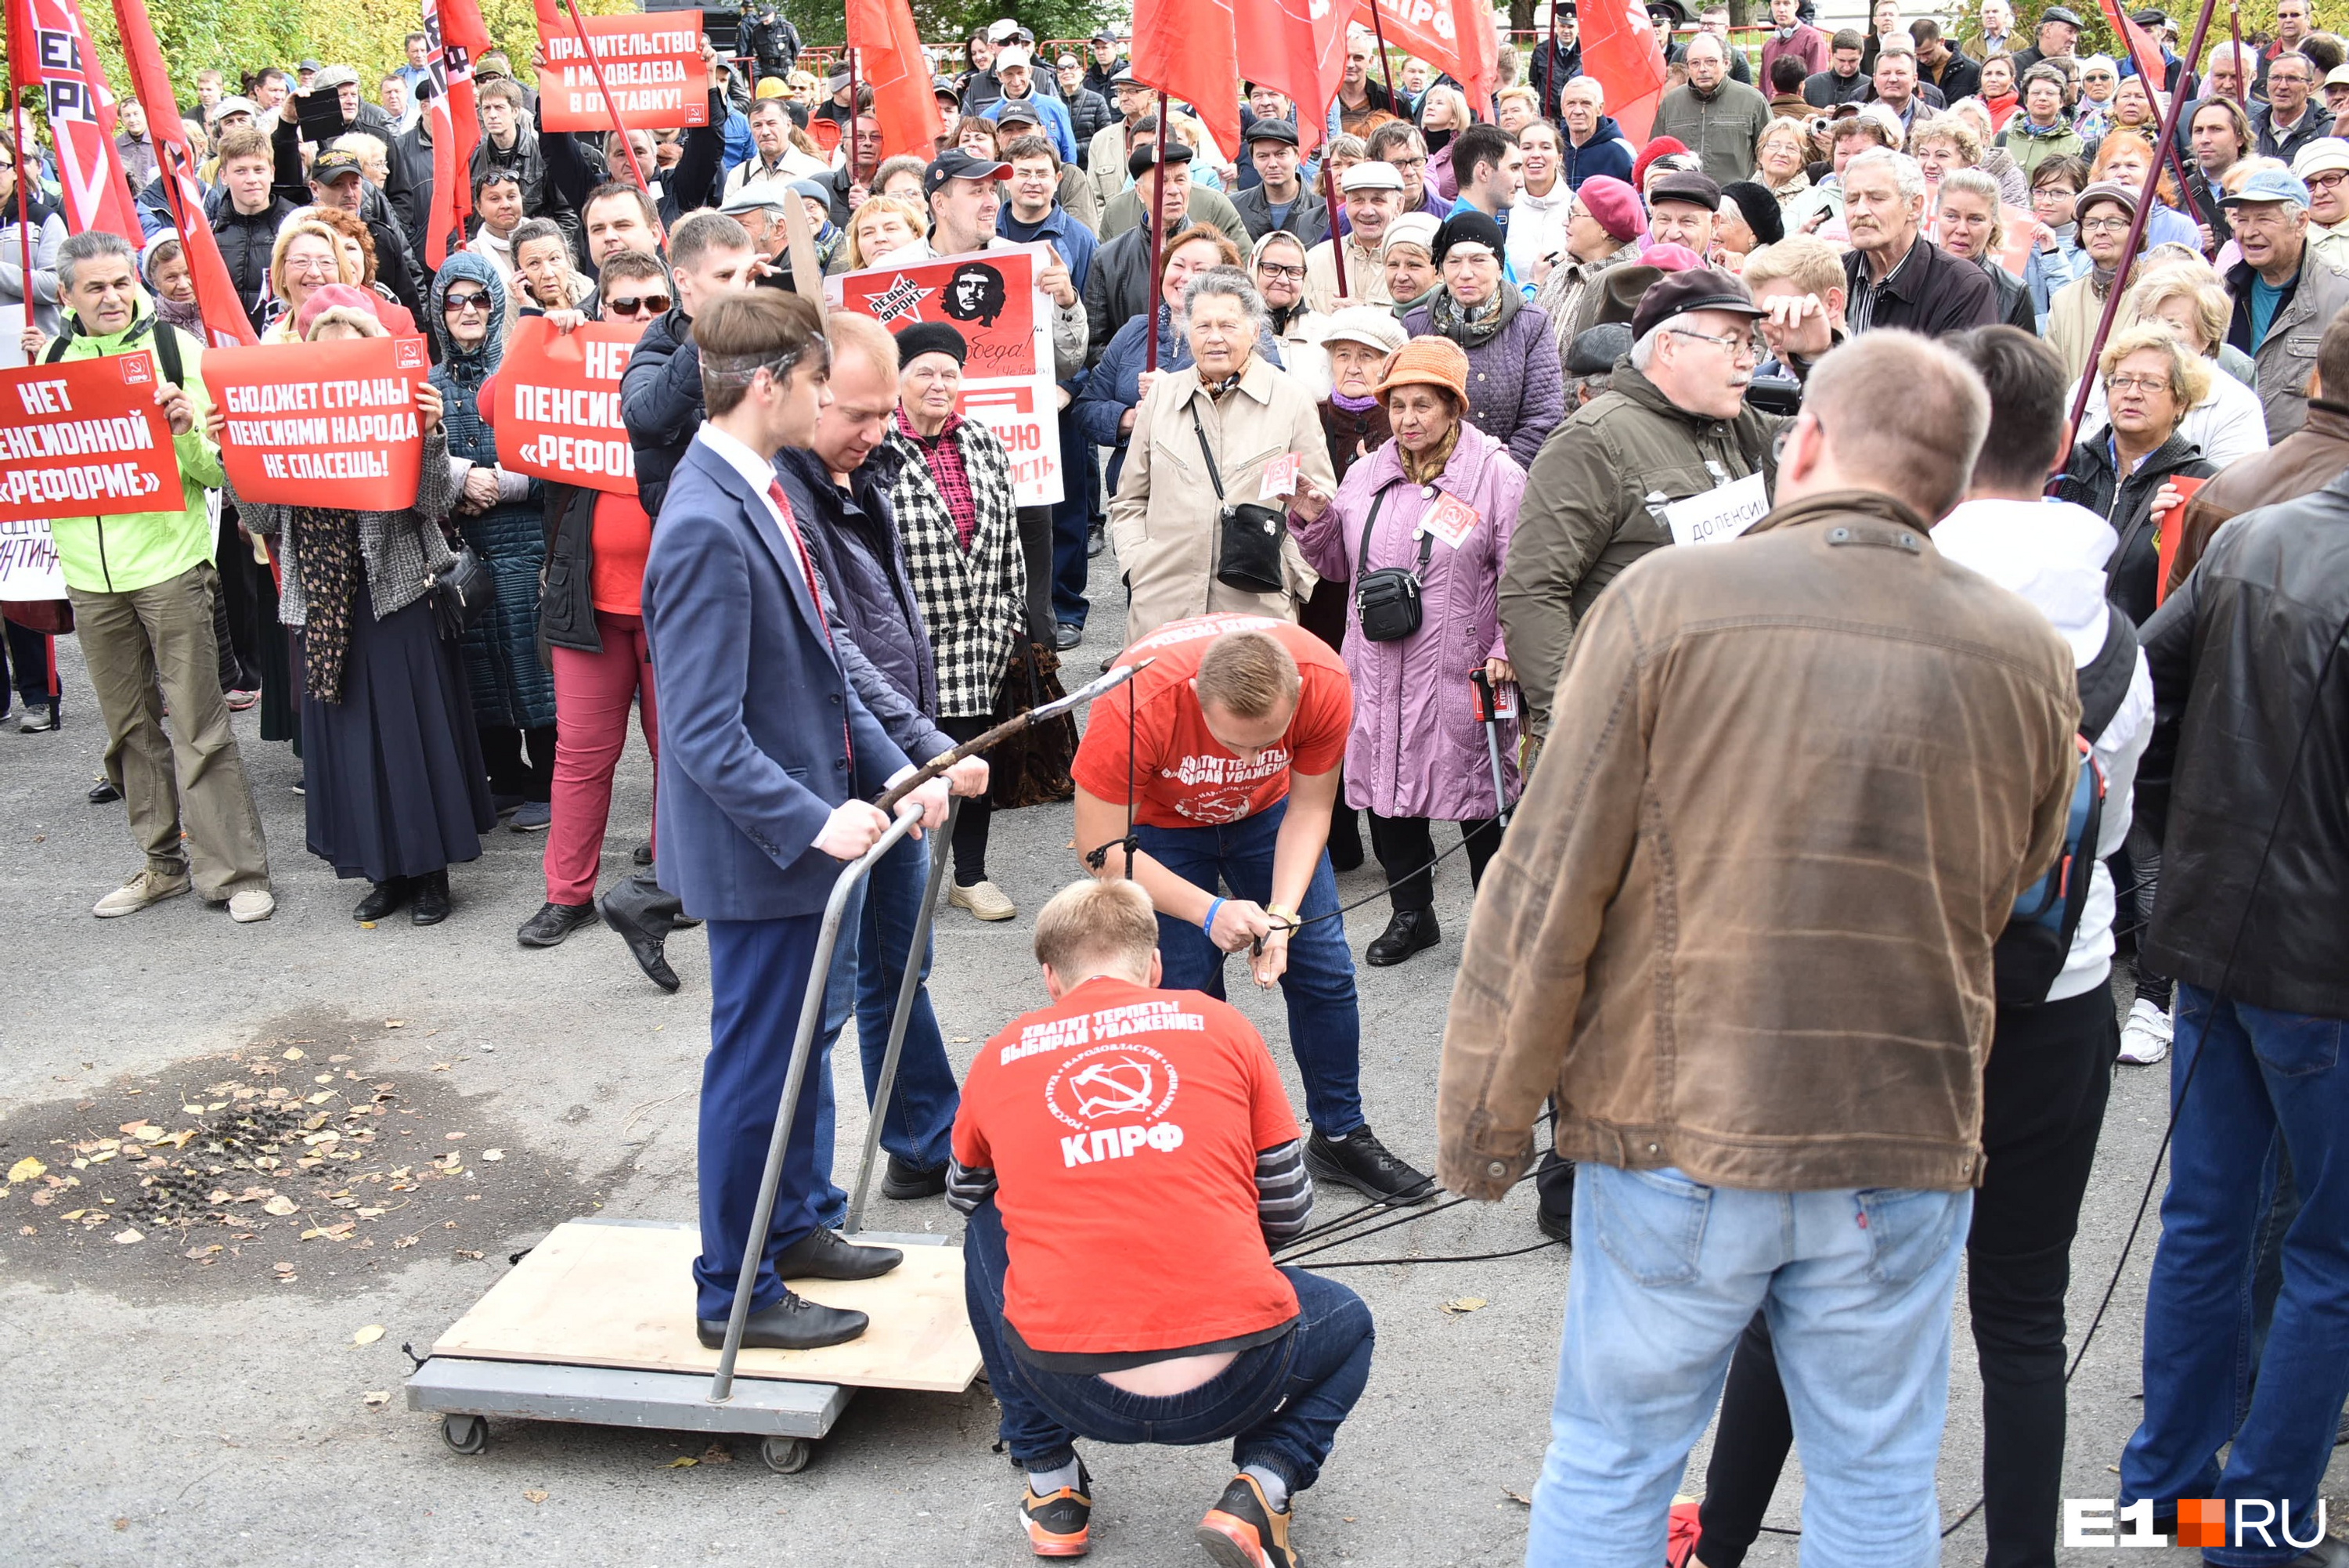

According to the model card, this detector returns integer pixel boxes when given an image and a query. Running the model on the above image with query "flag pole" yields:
[558,0,654,194]
[1322,153,1348,297]
[2067,0,2219,440]
[2227,0,2246,103]
[1145,87,1168,373]
[1367,2,1398,106]
[846,38,861,177]
[1544,2,1561,118]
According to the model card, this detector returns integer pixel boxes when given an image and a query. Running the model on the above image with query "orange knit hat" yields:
[1372,334,1471,411]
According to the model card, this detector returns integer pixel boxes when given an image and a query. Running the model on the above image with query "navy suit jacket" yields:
[642,438,910,922]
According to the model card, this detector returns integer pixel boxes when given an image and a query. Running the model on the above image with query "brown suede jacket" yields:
[2167,398,2349,597]
[1435,489,2079,1199]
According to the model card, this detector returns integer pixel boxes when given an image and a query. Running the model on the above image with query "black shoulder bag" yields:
[1351,487,1434,642]
[1189,403,1290,595]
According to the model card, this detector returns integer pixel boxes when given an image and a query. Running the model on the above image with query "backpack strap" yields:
[2076,607,2139,744]
[41,314,182,387]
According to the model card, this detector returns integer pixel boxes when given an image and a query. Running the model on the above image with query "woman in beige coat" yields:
[1109,266,1335,646]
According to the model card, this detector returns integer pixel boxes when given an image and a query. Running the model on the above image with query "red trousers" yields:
[544,612,658,905]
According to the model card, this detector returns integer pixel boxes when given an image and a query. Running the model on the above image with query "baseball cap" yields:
[926,147,1012,196]
[996,45,1033,70]
[309,149,365,182]
[933,77,961,99]
[2294,137,2349,179]
[2326,66,2349,89]
[1128,140,1196,178]
[988,19,1020,41]
[1245,118,1301,148]
[995,97,1042,126]
[1648,170,1724,211]
[2222,167,2313,207]
[1092,31,1119,45]
[298,58,322,73]
[1629,266,1763,340]
[1340,159,1405,193]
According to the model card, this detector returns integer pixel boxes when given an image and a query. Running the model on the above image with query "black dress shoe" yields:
[410,870,451,925]
[633,841,654,866]
[1054,622,1084,651]
[1087,524,1106,558]
[601,872,681,992]
[88,777,123,805]
[354,878,411,922]
[1365,907,1440,965]
[1306,1125,1437,1205]
[518,899,598,947]
[774,1227,903,1281]
[882,1154,948,1200]
[696,1290,870,1351]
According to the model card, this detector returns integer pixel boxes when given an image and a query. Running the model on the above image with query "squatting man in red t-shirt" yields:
[1068,615,1433,1206]
[948,877,1376,1566]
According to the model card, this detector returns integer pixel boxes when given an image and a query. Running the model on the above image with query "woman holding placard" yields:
[1289,336,1523,968]
[430,254,557,831]
[220,287,493,925]
[259,219,355,344]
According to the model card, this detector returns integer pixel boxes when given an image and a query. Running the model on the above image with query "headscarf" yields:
[139,232,203,339]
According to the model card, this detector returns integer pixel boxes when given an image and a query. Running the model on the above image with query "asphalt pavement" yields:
[0,589,2326,1568]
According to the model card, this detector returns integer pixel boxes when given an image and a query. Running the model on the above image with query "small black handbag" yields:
[429,541,493,641]
[1189,405,1290,596]
[1351,488,1434,643]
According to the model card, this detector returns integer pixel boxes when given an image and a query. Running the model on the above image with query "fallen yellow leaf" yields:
[113,1227,143,1245]
[353,1324,384,1346]
[361,1390,391,1408]
[282,1047,305,1060]
[9,1156,46,1184]
[482,1149,505,1162]
[661,1456,698,1469]
[1440,1296,1488,1315]
[523,1490,549,1504]
[262,1195,299,1217]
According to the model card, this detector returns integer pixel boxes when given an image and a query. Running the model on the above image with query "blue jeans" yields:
[962,1200,1374,1493]
[1529,1164,1971,1568]
[2120,984,2349,1566]
[808,830,962,1219]
[1136,797,1364,1134]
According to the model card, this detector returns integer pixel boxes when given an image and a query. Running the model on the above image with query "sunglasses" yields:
[605,293,670,315]
[442,292,491,313]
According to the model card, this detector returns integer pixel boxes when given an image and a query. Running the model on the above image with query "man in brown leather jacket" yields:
[1435,330,2079,1568]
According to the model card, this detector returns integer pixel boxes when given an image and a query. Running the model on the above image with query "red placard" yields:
[536,11,710,132]
[0,353,183,524]
[2152,474,2206,606]
[202,337,430,510]
[495,316,641,494]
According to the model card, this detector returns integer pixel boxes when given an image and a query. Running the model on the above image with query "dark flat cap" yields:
[896,321,968,367]
[1630,265,1764,340]
[1245,118,1301,147]
[1567,323,1633,377]
[1648,170,1724,210]
[1128,139,1196,178]
[2040,6,2084,26]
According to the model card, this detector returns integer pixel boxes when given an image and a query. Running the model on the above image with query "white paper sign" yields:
[0,515,64,601]
[1663,471,1770,547]
[0,302,25,369]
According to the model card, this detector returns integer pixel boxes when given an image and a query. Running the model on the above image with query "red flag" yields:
[2095,0,2173,97]
[109,0,255,346]
[1238,0,1349,150]
[1131,0,1242,171]
[423,0,490,268]
[1575,0,1667,144]
[846,0,943,162]
[1356,0,1504,119]
[9,0,141,241]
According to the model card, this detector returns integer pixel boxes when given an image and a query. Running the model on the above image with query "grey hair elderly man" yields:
[1499,268,1786,744]
[2223,165,2349,438]
[1839,148,2001,336]
[1442,329,2079,1568]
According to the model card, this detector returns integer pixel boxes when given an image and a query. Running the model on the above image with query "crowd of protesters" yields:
[9,4,2349,1564]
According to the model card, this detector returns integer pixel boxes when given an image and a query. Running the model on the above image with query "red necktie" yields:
[766,477,851,768]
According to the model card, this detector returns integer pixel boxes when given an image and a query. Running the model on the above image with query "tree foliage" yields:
[792,0,1128,51]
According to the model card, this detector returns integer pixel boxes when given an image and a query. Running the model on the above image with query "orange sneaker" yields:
[1021,1461,1092,1557]
[1196,1472,1297,1568]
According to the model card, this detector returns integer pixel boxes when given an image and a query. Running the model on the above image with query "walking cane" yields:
[1470,667,1512,827]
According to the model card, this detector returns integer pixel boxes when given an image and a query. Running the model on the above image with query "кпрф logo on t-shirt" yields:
[1045,1042,1186,1167]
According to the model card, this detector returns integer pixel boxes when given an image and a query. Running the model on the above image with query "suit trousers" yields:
[692,912,831,1322]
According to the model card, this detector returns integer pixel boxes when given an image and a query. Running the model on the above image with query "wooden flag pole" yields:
[558,0,653,194]
[1144,87,1170,373]
[1367,2,1398,106]
[1322,153,1348,297]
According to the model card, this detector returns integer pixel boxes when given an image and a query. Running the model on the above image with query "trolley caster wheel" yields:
[760,1436,812,1474]
[441,1414,489,1455]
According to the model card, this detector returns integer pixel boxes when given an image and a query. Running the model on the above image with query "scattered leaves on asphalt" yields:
[523,1490,549,1503]
[1502,1487,1532,1507]
[662,1456,697,1469]
[8,1156,45,1183]
[700,1442,734,1465]
[1440,1296,1488,1315]
[352,1324,384,1346]
[362,1390,391,1409]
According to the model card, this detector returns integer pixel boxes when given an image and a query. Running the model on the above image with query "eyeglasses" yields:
[2309,171,2349,193]
[1255,262,1305,281]
[1668,326,1763,360]
[442,291,491,313]
[286,256,337,277]
[2079,215,2133,234]
[605,293,670,315]
[2107,373,2173,395]
[1386,157,1427,174]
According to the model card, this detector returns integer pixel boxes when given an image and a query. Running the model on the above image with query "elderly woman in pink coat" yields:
[1291,334,1524,968]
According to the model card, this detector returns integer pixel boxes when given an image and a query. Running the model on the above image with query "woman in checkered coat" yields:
[882,323,1028,921]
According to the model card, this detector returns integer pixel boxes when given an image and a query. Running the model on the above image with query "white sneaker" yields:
[949,881,1017,921]
[93,868,190,918]
[2119,997,2173,1065]
[227,889,277,923]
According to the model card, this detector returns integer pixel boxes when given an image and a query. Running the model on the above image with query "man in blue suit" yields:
[642,289,951,1350]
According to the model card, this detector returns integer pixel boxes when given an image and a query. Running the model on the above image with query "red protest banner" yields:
[0,353,182,524]
[536,10,710,132]
[202,337,430,510]
[495,317,640,494]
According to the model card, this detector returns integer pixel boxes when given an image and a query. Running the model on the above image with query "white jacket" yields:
[1936,497,2156,1001]
[1506,181,1571,283]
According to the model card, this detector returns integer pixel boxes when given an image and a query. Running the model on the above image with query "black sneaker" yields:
[1306,1125,1435,1206]
[1021,1459,1093,1557]
[518,900,599,947]
[1534,1152,1575,1245]
[882,1154,948,1199]
[1196,1472,1297,1568]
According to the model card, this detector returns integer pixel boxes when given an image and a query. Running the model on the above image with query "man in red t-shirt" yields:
[950,878,1374,1566]
[1070,613,1432,1206]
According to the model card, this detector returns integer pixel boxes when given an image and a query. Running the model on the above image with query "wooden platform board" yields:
[431,1220,982,1394]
